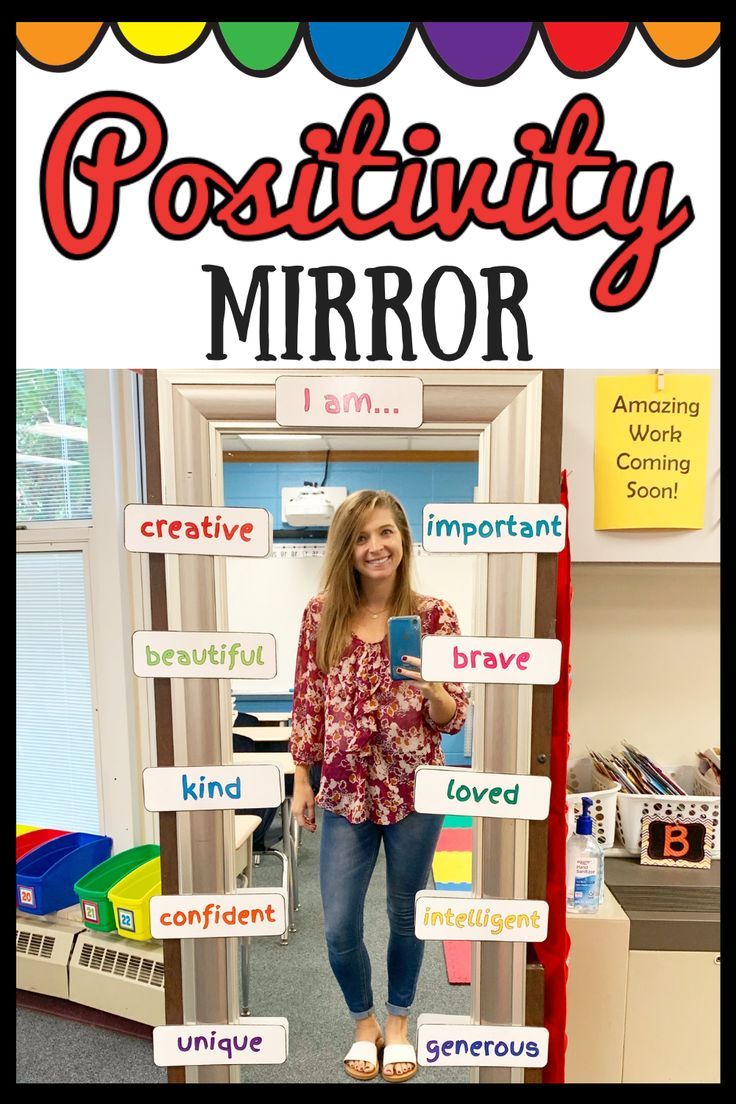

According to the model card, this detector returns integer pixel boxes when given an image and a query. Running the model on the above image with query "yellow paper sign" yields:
[595,375,711,529]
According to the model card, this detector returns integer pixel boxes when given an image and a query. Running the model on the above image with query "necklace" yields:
[360,604,389,619]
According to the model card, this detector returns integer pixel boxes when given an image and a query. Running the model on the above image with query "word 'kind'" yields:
[132,632,277,679]
[42,92,693,311]
[143,765,283,812]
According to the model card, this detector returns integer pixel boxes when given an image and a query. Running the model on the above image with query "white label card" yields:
[133,632,276,679]
[150,891,287,938]
[153,1020,288,1067]
[125,504,271,557]
[275,375,423,427]
[414,767,551,820]
[421,636,562,685]
[415,892,549,942]
[143,765,283,811]
[423,503,566,553]
[417,1021,549,1068]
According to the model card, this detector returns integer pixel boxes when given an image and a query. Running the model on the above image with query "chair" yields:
[233,813,261,1015]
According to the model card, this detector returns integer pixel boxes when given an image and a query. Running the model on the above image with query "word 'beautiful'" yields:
[42,92,693,310]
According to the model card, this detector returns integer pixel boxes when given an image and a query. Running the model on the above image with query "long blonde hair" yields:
[316,490,417,672]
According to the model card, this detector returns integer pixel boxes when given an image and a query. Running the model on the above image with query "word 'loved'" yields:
[446,778,519,806]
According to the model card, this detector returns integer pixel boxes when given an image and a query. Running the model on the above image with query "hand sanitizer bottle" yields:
[566,796,604,913]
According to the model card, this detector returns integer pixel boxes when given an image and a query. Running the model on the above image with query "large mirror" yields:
[221,428,481,1084]
[153,368,559,1085]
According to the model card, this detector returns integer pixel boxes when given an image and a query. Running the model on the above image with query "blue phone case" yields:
[388,616,422,681]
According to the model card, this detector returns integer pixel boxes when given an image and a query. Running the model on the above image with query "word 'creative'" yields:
[124,505,271,557]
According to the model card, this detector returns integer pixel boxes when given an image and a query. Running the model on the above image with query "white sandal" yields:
[343,1036,385,1081]
[381,1043,418,1083]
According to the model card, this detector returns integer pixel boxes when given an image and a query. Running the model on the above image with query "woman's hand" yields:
[395,655,457,727]
[293,771,317,833]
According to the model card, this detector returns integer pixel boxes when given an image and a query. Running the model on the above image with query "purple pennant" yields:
[423,21,535,81]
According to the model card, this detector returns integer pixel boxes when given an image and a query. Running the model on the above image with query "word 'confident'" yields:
[158,903,278,929]
[41,93,693,310]
[150,893,286,938]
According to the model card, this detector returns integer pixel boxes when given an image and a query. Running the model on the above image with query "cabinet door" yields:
[623,950,720,1083]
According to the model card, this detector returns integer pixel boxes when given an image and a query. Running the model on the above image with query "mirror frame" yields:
[142,367,563,1084]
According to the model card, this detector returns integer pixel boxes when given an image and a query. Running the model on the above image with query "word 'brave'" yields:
[452,646,529,670]
[41,93,693,310]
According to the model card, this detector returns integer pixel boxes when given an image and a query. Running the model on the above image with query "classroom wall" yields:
[568,562,720,770]
[224,458,477,540]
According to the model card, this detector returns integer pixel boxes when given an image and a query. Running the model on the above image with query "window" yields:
[16,550,100,833]
[16,369,91,523]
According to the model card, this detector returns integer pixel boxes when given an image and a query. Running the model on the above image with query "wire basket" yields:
[566,757,620,850]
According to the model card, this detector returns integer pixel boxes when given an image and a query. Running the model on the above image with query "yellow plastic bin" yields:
[107,856,161,942]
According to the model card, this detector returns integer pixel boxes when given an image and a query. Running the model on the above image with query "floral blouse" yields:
[289,594,468,825]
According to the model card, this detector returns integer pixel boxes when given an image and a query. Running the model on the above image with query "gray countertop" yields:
[605,856,720,952]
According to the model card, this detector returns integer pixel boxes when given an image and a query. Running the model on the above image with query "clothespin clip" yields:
[656,369,664,391]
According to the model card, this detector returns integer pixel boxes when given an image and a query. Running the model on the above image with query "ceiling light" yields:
[237,434,322,442]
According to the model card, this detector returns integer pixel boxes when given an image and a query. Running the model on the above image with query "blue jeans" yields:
[319,809,445,1019]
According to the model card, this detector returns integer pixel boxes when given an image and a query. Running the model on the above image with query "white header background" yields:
[17,33,719,370]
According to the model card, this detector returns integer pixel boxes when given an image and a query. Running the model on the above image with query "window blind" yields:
[16,551,100,834]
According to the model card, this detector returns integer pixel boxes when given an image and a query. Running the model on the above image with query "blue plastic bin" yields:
[16,832,113,915]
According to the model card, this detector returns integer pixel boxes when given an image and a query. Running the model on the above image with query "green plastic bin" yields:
[73,844,160,931]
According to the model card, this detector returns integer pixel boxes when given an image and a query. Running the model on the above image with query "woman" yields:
[290,490,468,1083]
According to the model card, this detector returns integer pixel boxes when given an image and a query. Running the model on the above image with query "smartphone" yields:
[387,615,422,681]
